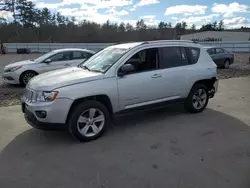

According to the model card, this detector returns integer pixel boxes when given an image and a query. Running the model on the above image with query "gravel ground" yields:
[0,53,250,107]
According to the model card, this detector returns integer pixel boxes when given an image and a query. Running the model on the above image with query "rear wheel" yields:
[185,84,209,113]
[68,100,110,142]
[20,71,38,86]
[223,60,230,69]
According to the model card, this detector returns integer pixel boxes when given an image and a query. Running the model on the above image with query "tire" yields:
[223,59,230,69]
[68,100,110,142]
[20,71,38,86]
[185,84,209,113]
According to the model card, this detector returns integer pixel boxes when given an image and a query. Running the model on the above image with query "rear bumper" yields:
[209,78,219,98]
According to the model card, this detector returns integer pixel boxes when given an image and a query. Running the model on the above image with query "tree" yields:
[51,13,57,26]
[191,24,196,30]
[40,8,52,25]
[136,19,147,30]
[0,0,19,23]
[168,22,172,28]
[218,20,224,31]
[181,21,187,29]
[56,12,66,26]
[174,22,182,28]
[15,0,38,27]
[200,23,213,31]
[158,21,165,29]
[125,23,133,31]
[118,22,125,32]
[212,21,217,30]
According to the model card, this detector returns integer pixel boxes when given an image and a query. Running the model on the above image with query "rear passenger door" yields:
[159,46,200,98]
[215,48,225,67]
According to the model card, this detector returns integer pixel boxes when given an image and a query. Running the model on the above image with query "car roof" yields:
[111,40,200,50]
[203,46,223,49]
[112,42,144,49]
[52,48,95,53]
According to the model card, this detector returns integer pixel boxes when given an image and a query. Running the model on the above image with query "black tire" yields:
[184,84,209,113]
[20,71,38,86]
[68,100,110,142]
[223,59,230,69]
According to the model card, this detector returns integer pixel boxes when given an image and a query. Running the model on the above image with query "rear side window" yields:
[216,48,224,54]
[73,51,93,59]
[184,47,200,64]
[207,48,215,55]
[159,47,184,68]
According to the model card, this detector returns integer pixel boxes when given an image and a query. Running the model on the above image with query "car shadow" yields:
[1,105,250,188]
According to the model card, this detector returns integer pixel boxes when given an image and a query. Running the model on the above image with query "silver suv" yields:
[21,40,218,141]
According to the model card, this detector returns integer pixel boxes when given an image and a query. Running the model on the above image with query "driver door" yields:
[36,51,73,73]
[117,48,166,110]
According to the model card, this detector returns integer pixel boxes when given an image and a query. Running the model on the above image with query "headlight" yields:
[5,66,23,72]
[36,91,58,102]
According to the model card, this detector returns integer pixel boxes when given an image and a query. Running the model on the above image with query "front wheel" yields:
[185,84,209,113]
[20,71,37,86]
[68,100,110,142]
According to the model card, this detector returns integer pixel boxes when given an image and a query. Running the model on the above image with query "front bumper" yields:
[21,96,73,129]
[24,109,66,130]
[2,71,20,84]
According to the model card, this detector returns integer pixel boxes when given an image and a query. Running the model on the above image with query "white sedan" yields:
[2,48,95,86]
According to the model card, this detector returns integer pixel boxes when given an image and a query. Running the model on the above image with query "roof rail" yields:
[142,40,196,45]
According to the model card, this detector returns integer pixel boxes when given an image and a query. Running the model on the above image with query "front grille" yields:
[24,88,34,102]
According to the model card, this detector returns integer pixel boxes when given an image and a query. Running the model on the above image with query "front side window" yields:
[49,52,71,62]
[123,48,159,74]
[80,47,128,73]
[34,51,57,62]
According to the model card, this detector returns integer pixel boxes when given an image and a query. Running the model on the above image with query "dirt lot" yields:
[0,53,250,107]
[0,77,250,188]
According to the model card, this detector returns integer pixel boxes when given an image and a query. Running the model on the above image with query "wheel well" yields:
[20,70,38,79]
[66,95,113,123]
[194,78,216,91]
[19,70,38,84]
[225,58,230,63]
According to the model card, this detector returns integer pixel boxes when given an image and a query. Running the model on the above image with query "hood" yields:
[4,60,36,70]
[28,67,104,91]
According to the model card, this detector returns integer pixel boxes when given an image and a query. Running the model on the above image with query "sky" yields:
[0,0,250,29]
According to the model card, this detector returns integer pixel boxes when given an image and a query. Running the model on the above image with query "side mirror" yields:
[118,63,135,76]
[44,59,52,63]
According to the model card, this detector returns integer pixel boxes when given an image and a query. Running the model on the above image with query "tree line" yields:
[0,0,249,43]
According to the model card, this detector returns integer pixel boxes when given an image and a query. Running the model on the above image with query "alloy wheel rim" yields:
[23,73,35,85]
[77,108,105,137]
[192,88,207,110]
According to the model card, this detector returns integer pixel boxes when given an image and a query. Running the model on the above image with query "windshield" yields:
[79,47,128,73]
[33,51,57,62]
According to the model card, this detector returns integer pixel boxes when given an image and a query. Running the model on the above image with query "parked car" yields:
[21,40,218,142]
[204,46,234,69]
[3,48,95,86]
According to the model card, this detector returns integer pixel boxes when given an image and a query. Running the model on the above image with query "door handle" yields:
[151,73,162,78]
[64,63,70,66]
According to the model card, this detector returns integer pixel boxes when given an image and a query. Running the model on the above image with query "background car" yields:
[204,46,234,69]
[3,48,95,86]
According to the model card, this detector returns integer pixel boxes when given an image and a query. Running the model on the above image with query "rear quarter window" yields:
[184,47,200,64]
